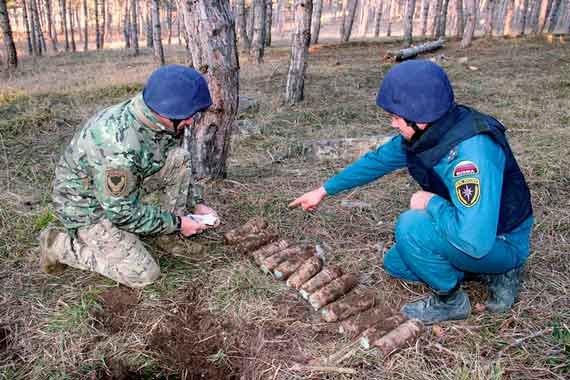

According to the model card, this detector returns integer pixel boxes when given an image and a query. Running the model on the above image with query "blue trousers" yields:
[384,210,533,292]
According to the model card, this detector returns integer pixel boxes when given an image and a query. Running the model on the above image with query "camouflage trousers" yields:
[51,148,192,288]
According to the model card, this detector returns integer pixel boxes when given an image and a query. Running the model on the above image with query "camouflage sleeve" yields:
[91,160,178,236]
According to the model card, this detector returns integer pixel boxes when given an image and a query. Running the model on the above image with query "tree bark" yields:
[386,0,394,36]
[518,0,530,34]
[276,0,285,34]
[236,0,250,51]
[435,0,449,38]
[386,38,444,60]
[250,0,266,63]
[69,3,76,50]
[0,0,17,68]
[22,0,33,54]
[265,0,272,46]
[461,0,477,47]
[101,0,106,47]
[131,0,139,54]
[180,0,239,179]
[285,0,312,105]
[311,0,323,43]
[123,0,131,47]
[30,0,45,54]
[44,0,58,51]
[247,3,254,41]
[546,0,562,31]
[504,0,515,35]
[359,0,369,36]
[420,0,429,35]
[374,0,383,36]
[341,0,358,42]
[403,0,416,46]
[83,0,88,50]
[539,0,553,33]
[455,0,464,37]
[59,0,69,50]
[484,0,495,35]
[146,0,153,48]
[431,0,443,36]
[106,0,112,43]
[95,0,101,48]
[151,0,165,64]
[166,0,172,44]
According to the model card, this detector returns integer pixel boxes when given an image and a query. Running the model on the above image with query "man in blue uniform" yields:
[289,60,533,323]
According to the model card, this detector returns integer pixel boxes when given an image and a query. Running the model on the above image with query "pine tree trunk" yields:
[311,0,323,43]
[179,0,239,179]
[151,0,164,64]
[69,3,76,50]
[22,0,33,54]
[285,0,312,105]
[341,0,358,42]
[435,0,449,38]
[547,0,562,31]
[386,0,395,35]
[146,1,153,48]
[44,0,58,50]
[455,0,464,37]
[276,0,285,34]
[539,0,553,32]
[106,0,112,43]
[250,0,266,63]
[265,0,272,46]
[131,0,139,54]
[101,0,106,47]
[461,0,477,46]
[420,0,429,35]
[247,3,254,41]
[431,0,442,36]
[403,0,416,46]
[59,0,69,50]
[374,0,383,36]
[167,0,172,44]
[83,0,88,49]
[0,0,17,68]
[95,0,101,48]
[504,0,515,35]
[123,0,131,47]
[30,0,45,54]
[236,0,250,51]
[484,0,495,35]
[518,0,530,34]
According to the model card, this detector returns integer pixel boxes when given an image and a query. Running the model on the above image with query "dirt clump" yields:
[94,286,139,333]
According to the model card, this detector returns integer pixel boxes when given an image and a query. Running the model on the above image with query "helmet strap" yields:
[405,119,427,144]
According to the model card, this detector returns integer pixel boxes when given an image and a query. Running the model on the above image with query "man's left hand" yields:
[193,203,220,227]
[410,191,436,210]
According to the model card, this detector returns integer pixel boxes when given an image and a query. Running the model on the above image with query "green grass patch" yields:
[46,290,103,333]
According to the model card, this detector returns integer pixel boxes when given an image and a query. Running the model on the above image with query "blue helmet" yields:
[143,64,213,120]
[376,60,454,123]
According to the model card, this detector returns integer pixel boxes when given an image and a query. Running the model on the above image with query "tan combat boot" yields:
[38,228,67,274]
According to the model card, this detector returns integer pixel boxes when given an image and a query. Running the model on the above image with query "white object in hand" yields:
[188,213,219,226]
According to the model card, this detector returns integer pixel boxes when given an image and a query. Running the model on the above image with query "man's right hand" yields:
[288,186,328,211]
[180,216,206,237]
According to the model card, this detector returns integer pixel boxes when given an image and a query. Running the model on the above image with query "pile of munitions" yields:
[224,217,425,357]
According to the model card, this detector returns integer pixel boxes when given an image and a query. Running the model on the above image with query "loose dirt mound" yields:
[95,286,140,334]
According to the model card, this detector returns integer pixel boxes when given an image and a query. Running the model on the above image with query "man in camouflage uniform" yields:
[39,65,217,288]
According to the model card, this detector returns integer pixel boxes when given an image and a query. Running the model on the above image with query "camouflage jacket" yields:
[53,93,201,236]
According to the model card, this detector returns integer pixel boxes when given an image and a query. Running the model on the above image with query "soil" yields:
[0,325,10,353]
[94,286,140,334]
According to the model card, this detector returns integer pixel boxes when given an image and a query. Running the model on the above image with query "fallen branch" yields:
[385,39,445,62]
[290,364,357,375]
[498,327,553,358]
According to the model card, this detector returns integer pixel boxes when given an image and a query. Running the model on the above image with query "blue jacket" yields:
[324,105,532,259]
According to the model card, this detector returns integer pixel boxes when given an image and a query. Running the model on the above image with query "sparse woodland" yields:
[0,0,569,379]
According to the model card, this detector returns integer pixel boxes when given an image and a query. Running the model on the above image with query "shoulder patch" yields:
[453,160,479,177]
[455,178,480,207]
[447,145,459,161]
[105,169,130,197]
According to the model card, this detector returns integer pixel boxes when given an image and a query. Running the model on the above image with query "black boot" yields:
[485,266,524,313]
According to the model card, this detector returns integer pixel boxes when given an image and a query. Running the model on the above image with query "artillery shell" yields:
[360,319,424,355]
[236,230,278,254]
[273,251,315,280]
[339,310,405,338]
[252,240,290,265]
[224,217,269,245]
[308,273,359,310]
[286,256,323,289]
[299,266,343,300]
[320,288,376,322]
[260,246,303,274]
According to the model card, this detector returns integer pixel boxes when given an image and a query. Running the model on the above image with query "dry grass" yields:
[1,36,569,379]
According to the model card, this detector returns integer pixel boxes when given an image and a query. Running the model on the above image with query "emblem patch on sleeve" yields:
[453,160,479,177]
[105,169,129,196]
[455,178,480,207]
[448,145,459,161]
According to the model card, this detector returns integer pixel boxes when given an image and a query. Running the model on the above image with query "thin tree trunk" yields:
[359,0,369,35]
[386,0,395,35]
[236,0,250,51]
[0,0,17,67]
[286,0,312,104]
[69,3,76,50]
[146,0,153,47]
[504,0,515,34]
[518,0,530,34]
[374,0,384,36]
[420,0,429,35]
[59,0,69,50]
[106,0,112,43]
[95,0,101,48]
[431,0,442,36]
[276,0,285,34]
[180,0,239,179]
[539,0,553,32]
[265,0,272,46]
[101,0,106,47]
[131,0,139,54]
[151,0,164,64]
[461,0,477,46]
[22,0,33,54]
[341,0,358,41]
[167,0,172,44]
[455,0,464,37]
[247,3,254,41]
[434,0,449,37]
[250,0,266,63]
[30,0,46,54]
[83,0,88,49]
[44,0,58,50]
[311,0,323,43]
[123,0,130,47]
[403,0,416,45]
[484,0,495,35]
[547,0,562,31]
